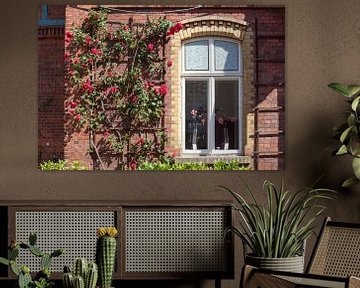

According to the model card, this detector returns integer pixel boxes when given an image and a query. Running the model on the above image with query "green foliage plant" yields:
[0,232,64,288]
[65,8,183,170]
[221,179,334,258]
[137,160,251,170]
[328,82,360,187]
[39,160,87,170]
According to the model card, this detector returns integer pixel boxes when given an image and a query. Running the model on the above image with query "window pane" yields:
[184,40,209,71]
[214,40,239,71]
[185,81,208,150]
[215,80,239,150]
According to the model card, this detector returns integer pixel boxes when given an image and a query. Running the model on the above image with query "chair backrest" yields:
[307,217,360,277]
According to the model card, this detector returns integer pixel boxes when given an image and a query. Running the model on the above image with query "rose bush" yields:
[65,8,182,169]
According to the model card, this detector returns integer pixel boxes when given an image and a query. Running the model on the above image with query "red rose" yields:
[70,101,78,108]
[130,94,138,103]
[85,35,92,45]
[137,138,145,145]
[103,131,110,138]
[167,60,173,67]
[90,48,102,56]
[66,31,73,39]
[87,57,93,63]
[64,52,71,59]
[82,79,94,93]
[124,25,129,31]
[74,114,81,121]
[167,22,184,36]
[147,43,154,51]
[158,84,168,96]
[130,160,137,170]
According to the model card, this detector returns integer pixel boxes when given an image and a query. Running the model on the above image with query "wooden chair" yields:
[241,217,360,288]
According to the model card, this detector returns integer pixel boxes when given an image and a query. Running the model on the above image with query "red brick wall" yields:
[38,6,67,163]
[38,5,285,170]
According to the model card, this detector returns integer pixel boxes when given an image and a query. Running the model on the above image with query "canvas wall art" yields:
[38,5,285,170]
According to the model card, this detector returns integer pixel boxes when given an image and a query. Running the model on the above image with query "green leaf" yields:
[347,85,360,97]
[351,96,360,111]
[340,126,352,143]
[342,177,360,188]
[336,144,348,155]
[352,157,360,179]
[0,257,9,266]
[328,83,351,98]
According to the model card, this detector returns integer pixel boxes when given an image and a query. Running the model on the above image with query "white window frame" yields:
[181,37,243,155]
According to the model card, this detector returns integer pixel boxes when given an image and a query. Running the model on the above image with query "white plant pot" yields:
[245,254,305,273]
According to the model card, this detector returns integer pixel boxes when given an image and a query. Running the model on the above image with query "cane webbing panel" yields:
[125,210,227,273]
[277,275,345,288]
[309,226,360,277]
[15,211,115,272]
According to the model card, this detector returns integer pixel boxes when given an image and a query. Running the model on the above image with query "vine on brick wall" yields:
[64,9,183,170]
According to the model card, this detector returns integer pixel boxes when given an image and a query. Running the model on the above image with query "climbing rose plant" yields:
[64,9,183,170]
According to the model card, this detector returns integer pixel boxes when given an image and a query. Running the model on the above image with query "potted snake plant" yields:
[222,179,334,273]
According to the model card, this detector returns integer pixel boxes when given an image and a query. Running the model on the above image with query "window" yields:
[182,38,243,154]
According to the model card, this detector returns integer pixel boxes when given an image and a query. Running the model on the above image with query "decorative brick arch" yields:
[166,15,255,162]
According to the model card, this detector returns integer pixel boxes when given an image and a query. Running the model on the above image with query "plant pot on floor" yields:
[245,254,305,273]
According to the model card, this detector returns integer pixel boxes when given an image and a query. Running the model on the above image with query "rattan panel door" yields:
[123,207,233,278]
[13,209,116,273]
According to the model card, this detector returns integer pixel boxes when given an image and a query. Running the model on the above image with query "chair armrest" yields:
[240,265,349,288]
[349,276,360,288]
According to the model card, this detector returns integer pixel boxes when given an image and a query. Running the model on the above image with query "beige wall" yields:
[1,1,360,287]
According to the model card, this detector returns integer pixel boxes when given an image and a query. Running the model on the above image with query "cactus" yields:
[0,233,63,288]
[29,232,37,246]
[40,253,52,270]
[63,272,74,288]
[74,275,85,288]
[74,258,88,279]
[96,227,118,288]
[18,270,32,288]
[85,262,98,288]
[63,259,98,288]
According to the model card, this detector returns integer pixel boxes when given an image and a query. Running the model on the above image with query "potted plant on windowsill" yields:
[221,179,334,273]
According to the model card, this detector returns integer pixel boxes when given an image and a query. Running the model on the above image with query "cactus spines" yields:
[18,270,32,288]
[96,227,118,288]
[63,272,74,288]
[29,232,37,246]
[74,275,85,288]
[85,262,98,288]
[75,258,88,279]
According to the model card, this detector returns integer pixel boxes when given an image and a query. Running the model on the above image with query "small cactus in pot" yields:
[62,258,98,288]
[96,227,118,288]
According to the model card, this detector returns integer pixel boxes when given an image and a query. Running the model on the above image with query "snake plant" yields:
[222,179,335,258]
